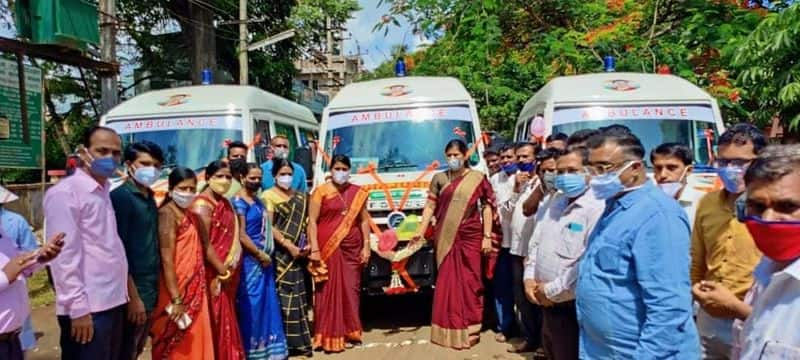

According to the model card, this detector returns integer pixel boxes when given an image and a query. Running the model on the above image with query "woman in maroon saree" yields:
[190,160,245,360]
[416,139,500,350]
[308,154,371,353]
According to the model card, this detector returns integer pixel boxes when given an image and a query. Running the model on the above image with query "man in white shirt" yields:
[524,147,605,360]
[488,145,518,342]
[692,144,800,359]
[651,143,704,227]
[505,142,543,353]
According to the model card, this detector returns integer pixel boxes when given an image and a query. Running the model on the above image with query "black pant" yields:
[542,301,579,360]
[511,254,542,348]
[0,336,24,360]
[58,305,124,360]
[120,311,153,360]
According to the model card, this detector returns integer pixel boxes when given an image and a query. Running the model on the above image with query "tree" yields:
[371,0,769,135]
[733,2,800,130]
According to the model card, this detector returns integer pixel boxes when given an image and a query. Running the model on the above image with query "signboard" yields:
[0,58,43,169]
[105,115,243,134]
[553,105,715,126]
[328,106,472,130]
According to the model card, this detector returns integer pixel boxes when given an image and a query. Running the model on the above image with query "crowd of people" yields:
[0,120,798,360]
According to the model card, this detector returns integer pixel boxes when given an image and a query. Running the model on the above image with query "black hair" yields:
[168,166,197,190]
[483,148,499,157]
[205,160,228,178]
[444,139,468,155]
[271,158,294,178]
[586,132,646,160]
[560,146,591,165]
[227,141,248,156]
[81,126,117,148]
[536,147,565,163]
[499,144,515,154]
[229,158,249,180]
[567,128,599,147]
[599,124,633,136]
[546,132,569,143]
[123,140,165,164]
[650,142,693,165]
[719,123,767,154]
[515,141,542,155]
[330,154,352,169]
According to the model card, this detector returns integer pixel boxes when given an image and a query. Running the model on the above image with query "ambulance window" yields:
[254,119,271,164]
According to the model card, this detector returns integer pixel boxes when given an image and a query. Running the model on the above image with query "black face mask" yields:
[245,181,261,192]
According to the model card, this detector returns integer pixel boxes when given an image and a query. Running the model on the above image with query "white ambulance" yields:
[514,72,726,191]
[101,85,318,196]
[316,76,486,295]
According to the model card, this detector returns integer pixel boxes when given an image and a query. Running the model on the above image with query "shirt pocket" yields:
[759,341,800,360]
[555,222,586,260]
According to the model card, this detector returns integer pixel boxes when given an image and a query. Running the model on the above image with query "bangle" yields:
[171,296,183,305]
[311,249,320,253]
[217,269,232,280]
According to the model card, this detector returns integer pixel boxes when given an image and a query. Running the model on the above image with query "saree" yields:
[428,169,500,350]
[311,182,369,353]
[194,194,245,360]
[151,204,214,360]
[262,189,313,355]
[232,196,288,360]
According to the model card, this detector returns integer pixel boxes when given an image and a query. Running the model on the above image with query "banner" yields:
[0,58,43,169]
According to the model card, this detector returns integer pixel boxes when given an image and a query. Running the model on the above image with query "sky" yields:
[343,0,430,71]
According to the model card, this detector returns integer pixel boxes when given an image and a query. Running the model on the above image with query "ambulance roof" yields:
[327,76,472,111]
[103,85,315,124]
[519,73,716,122]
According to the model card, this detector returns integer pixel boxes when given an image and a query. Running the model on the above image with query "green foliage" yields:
[733,2,800,130]
[370,0,773,134]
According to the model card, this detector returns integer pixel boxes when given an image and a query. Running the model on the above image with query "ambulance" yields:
[101,85,319,197]
[514,72,726,191]
[316,76,487,295]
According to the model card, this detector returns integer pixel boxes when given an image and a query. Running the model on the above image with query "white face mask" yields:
[171,190,196,209]
[276,175,293,189]
[332,170,350,185]
[273,148,289,160]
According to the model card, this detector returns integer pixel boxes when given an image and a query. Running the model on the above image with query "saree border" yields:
[434,170,485,266]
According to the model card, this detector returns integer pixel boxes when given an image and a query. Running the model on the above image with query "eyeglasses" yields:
[714,158,755,168]
[587,161,631,176]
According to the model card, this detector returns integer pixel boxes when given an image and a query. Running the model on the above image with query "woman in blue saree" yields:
[232,162,288,360]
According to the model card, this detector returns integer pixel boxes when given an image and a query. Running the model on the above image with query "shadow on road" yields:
[360,292,433,335]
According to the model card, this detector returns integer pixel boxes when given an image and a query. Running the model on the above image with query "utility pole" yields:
[99,0,118,113]
[238,0,248,85]
[326,17,333,94]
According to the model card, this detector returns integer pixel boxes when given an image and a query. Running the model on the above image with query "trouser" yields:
[0,330,24,360]
[541,301,579,360]
[58,305,124,360]
[697,307,734,359]
[120,311,153,360]
[493,248,516,336]
[511,254,541,347]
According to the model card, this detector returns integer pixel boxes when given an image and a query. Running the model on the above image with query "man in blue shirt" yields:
[576,130,699,359]
[261,135,308,192]
[0,185,39,353]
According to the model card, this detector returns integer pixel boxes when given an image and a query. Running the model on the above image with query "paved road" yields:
[29,293,535,359]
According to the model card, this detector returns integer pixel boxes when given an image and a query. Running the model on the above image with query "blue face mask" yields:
[717,166,745,193]
[555,173,588,198]
[131,166,161,187]
[502,163,518,175]
[589,161,635,200]
[518,162,536,173]
[90,156,118,178]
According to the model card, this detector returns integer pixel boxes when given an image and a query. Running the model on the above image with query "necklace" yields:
[335,186,349,216]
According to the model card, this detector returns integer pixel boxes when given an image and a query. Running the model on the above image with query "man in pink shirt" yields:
[0,228,64,360]
[45,126,130,360]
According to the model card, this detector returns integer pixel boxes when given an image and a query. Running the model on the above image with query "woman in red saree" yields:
[416,139,500,350]
[308,154,371,353]
[151,167,214,360]
[190,161,245,360]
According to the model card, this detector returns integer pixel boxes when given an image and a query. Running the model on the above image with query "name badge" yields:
[567,222,584,232]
